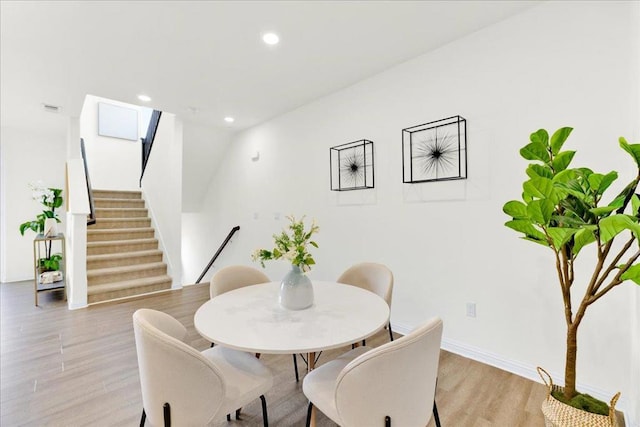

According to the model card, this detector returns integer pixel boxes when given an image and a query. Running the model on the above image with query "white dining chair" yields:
[133,308,273,427]
[209,264,270,299]
[210,265,302,382]
[337,262,395,342]
[302,317,443,427]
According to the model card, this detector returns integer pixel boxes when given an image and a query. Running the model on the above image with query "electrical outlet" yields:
[466,303,476,318]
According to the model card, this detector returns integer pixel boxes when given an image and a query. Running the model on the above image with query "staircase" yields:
[86,189,172,304]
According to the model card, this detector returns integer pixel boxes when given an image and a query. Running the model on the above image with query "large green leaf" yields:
[619,137,640,168]
[550,127,573,155]
[527,199,554,225]
[523,177,556,200]
[530,129,549,147]
[553,169,577,184]
[552,215,589,228]
[520,141,550,163]
[599,214,640,243]
[526,164,553,179]
[547,227,579,250]
[588,171,618,196]
[589,206,617,217]
[505,219,547,242]
[620,264,640,285]
[552,151,576,173]
[632,194,640,217]
[503,200,529,219]
[572,228,596,255]
[608,178,640,213]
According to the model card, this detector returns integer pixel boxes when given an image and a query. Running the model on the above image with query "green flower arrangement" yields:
[252,215,319,273]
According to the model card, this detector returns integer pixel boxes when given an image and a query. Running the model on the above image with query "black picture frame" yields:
[402,115,467,183]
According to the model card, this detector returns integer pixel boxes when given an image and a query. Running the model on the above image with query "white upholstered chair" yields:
[337,262,395,342]
[133,308,273,427]
[210,265,302,381]
[302,317,443,427]
[209,265,270,299]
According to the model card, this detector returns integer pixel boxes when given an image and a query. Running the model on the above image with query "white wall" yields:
[182,122,233,213]
[141,113,183,288]
[187,1,639,423]
[1,126,67,282]
[79,94,146,191]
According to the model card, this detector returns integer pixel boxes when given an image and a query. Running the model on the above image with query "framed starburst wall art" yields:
[330,139,374,191]
[402,115,467,183]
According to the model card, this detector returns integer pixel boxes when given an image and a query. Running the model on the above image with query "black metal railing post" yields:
[80,138,96,225]
[140,110,162,186]
[195,226,240,284]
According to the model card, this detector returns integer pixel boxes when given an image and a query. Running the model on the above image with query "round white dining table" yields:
[194,281,390,355]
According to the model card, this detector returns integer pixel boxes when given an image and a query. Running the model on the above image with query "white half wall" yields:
[1,126,67,282]
[141,113,183,288]
[186,1,639,423]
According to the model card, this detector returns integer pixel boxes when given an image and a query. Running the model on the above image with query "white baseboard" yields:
[391,322,635,427]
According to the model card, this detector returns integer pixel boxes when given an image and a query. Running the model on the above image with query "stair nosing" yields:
[87,238,158,247]
[87,250,163,261]
[87,227,154,234]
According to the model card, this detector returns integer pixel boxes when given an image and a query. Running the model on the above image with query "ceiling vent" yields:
[42,103,61,113]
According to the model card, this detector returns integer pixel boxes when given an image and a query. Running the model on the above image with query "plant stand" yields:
[33,233,66,306]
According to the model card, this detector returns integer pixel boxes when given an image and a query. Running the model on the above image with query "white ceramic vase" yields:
[279,264,314,310]
[43,218,58,237]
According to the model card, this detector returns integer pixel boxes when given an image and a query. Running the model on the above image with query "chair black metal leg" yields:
[385,415,391,427]
[140,409,146,426]
[226,414,231,421]
[433,401,441,427]
[293,354,299,382]
[163,402,171,427]
[305,402,313,427]
[388,322,394,341]
[210,342,215,348]
[235,408,241,419]
[260,395,269,427]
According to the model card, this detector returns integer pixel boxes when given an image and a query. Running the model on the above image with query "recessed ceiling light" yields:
[137,94,151,102]
[262,32,280,45]
[224,117,235,123]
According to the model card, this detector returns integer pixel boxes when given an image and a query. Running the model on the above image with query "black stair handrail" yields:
[140,110,162,186]
[195,226,241,284]
[80,138,96,225]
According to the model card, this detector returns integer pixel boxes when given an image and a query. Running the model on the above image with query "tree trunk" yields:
[564,323,578,399]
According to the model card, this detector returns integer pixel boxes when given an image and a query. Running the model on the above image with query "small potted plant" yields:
[503,127,639,426]
[252,215,319,310]
[19,182,64,273]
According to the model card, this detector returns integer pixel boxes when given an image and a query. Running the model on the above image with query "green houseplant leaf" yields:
[550,127,573,155]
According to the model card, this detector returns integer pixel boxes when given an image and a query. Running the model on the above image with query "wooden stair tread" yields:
[87,238,158,247]
[88,227,154,234]
[87,262,166,277]
[87,275,172,295]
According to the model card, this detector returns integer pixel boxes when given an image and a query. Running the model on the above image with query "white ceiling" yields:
[1,1,540,136]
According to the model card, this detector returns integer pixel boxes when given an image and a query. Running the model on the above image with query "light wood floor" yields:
[1,280,549,426]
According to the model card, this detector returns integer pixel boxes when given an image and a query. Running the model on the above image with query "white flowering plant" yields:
[19,182,63,236]
[252,215,319,273]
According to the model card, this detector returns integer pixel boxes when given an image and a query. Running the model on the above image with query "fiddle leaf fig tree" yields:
[503,127,640,404]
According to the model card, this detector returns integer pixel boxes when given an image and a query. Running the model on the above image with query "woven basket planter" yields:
[538,367,620,427]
